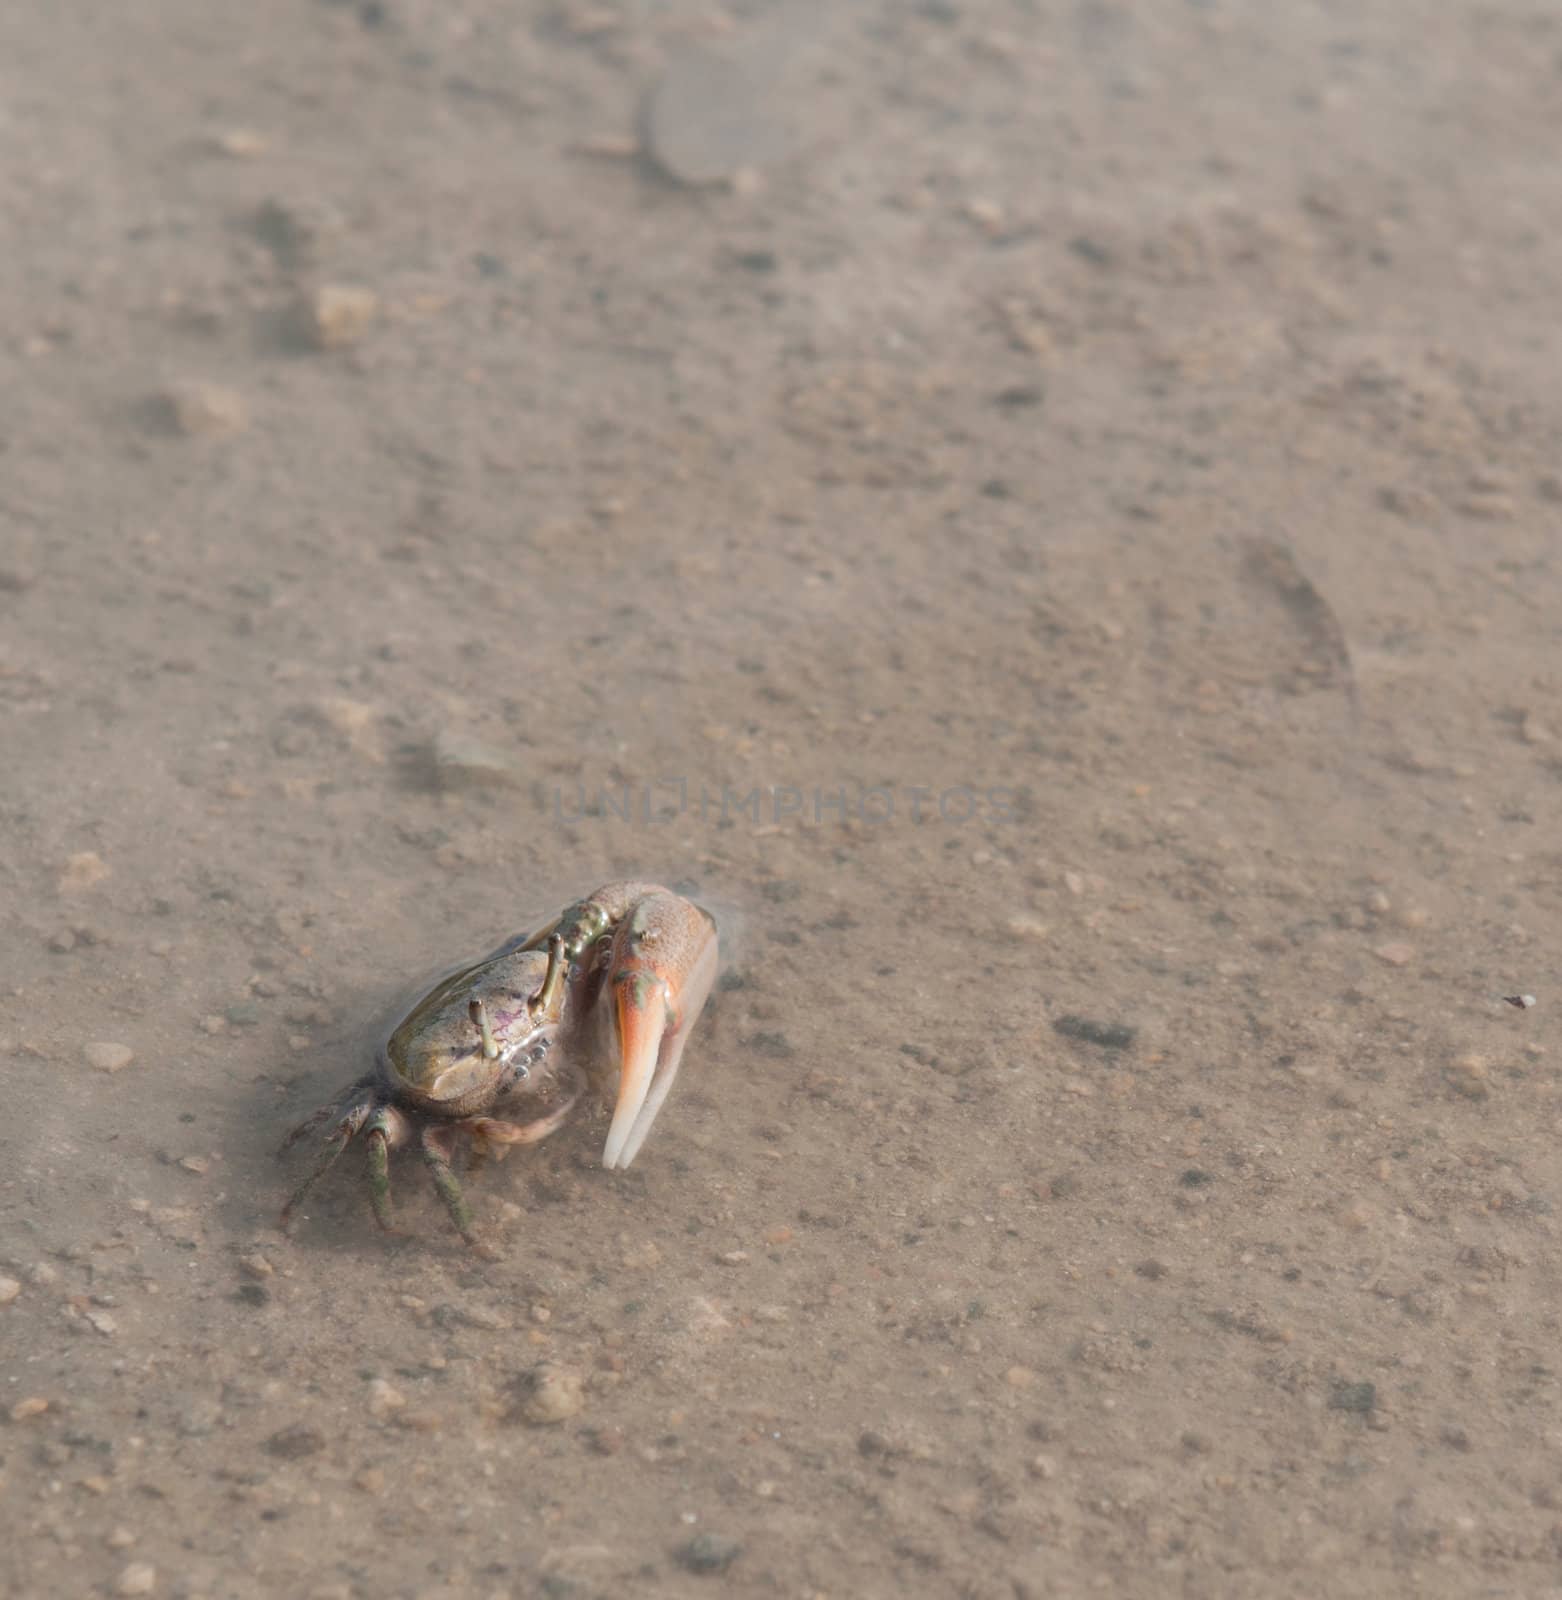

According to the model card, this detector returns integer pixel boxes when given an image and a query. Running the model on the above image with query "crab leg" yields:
[420,1125,498,1259]
[279,1099,373,1230]
[278,1074,373,1155]
[601,892,719,1170]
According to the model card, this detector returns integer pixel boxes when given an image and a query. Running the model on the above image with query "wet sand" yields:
[4,3,1562,1596]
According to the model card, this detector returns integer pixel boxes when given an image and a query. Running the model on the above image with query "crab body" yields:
[280,881,718,1255]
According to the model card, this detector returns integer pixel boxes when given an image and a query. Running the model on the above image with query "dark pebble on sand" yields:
[678,1534,743,1575]
[1053,1015,1137,1050]
[1329,1382,1377,1415]
[265,1423,326,1459]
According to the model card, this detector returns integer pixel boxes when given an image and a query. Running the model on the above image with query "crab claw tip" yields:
[602,972,671,1170]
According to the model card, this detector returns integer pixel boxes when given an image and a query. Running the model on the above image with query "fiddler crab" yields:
[279,881,718,1257]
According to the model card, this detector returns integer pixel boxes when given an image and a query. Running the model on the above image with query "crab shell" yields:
[377,941,558,1117]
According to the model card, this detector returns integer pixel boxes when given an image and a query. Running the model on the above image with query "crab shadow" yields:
[219,998,664,1269]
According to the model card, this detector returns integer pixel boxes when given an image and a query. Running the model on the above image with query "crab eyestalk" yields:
[528,934,570,1024]
[468,997,500,1061]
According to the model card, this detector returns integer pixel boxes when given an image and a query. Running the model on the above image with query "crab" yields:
[279,880,718,1256]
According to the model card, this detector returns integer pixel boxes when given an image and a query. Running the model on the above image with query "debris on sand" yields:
[84,1042,134,1074]
[293,284,379,351]
[1239,537,1358,710]
[1328,1381,1377,1415]
[430,728,521,790]
[265,1423,326,1459]
[677,1533,743,1575]
[156,380,248,438]
[253,196,343,269]
[518,1363,585,1425]
[58,852,111,894]
[1053,1015,1137,1051]
[642,49,785,187]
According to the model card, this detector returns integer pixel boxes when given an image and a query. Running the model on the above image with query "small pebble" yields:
[178,1156,210,1176]
[306,696,382,761]
[1373,942,1414,967]
[212,128,268,158]
[963,196,1006,235]
[58,852,110,894]
[158,380,247,437]
[1446,1054,1490,1100]
[1329,1381,1377,1415]
[1006,914,1050,942]
[1005,1366,1037,1390]
[84,1041,134,1074]
[430,728,519,790]
[105,1528,137,1549]
[201,1015,227,1036]
[0,1276,20,1304]
[10,1396,50,1421]
[116,1563,156,1597]
[643,49,783,187]
[85,1309,118,1336]
[296,284,379,350]
[1053,1015,1137,1050]
[238,1254,274,1280]
[265,1423,326,1460]
[677,1533,744,1575]
[521,1364,585,1425]
[366,1379,407,1419]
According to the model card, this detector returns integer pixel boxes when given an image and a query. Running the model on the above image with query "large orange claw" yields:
[601,890,719,1169]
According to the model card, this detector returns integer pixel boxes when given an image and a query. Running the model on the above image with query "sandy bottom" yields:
[5,3,1562,1597]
